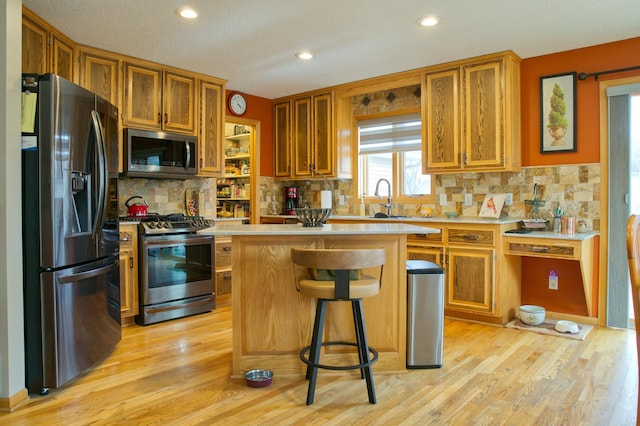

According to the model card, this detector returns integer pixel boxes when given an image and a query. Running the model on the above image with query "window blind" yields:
[358,113,421,154]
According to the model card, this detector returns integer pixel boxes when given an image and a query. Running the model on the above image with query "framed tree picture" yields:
[540,72,577,153]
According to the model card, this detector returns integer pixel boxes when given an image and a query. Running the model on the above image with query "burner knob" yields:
[148,222,157,229]
[164,221,173,229]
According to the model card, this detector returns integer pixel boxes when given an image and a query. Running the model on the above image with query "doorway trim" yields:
[598,75,640,327]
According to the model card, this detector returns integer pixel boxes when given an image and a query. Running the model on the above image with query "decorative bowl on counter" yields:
[245,369,273,388]
[444,211,459,219]
[293,208,332,227]
[519,305,546,325]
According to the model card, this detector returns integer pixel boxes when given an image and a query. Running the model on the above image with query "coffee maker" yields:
[285,186,299,215]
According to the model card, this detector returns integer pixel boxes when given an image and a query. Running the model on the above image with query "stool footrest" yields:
[299,341,379,371]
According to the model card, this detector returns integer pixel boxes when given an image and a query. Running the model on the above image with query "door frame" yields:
[598,75,640,327]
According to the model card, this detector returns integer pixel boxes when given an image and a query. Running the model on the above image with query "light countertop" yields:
[502,230,599,241]
[198,222,437,236]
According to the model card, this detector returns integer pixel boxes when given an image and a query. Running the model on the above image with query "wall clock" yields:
[228,92,247,116]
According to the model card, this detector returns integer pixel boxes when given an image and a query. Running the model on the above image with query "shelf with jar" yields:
[217,124,252,219]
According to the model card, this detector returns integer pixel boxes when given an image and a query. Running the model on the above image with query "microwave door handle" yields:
[89,110,107,240]
[184,140,191,171]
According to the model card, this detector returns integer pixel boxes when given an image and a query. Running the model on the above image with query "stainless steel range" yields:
[127,214,216,325]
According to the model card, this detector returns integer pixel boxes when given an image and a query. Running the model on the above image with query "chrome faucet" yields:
[374,178,392,216]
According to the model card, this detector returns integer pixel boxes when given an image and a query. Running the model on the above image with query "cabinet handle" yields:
[129,256,134,269]
[164,113,168,124]
[223,273,232,279]
[463,152,468,165]
[531,246,550,252]
[463,234,479,240]
[157,113,161,124]
[223,247,232,252]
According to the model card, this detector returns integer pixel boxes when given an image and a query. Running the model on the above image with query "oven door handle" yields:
[141,235,214,248]
[145,296,212,314]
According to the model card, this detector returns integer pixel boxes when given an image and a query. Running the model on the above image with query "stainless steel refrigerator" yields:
[21,74,121,395]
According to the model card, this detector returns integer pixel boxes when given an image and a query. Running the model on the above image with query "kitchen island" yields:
[199,223,437,377]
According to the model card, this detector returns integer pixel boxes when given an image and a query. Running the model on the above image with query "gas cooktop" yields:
[120,214,214,235]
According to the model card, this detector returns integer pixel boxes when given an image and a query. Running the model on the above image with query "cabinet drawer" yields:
[447,228,494,246]
[407,229,443,244]
[216,270,232,296]
[216,240,232,267]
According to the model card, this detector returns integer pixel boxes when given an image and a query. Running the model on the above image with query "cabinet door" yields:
[198,80,224,176]
[274,101,291,177]
[163,71,195,133]
[312,93,333,176]
[462,60,503,169]
[119,227,138,319]
[423,68,460,172]
[446,247,493,313]
[22,16,47,74]
[80,51,120,105]
[123,62,162,129]
[292,97,312,178]
[50,35,74,81]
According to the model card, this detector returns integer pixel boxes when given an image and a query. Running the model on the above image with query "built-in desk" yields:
[502,231,598,317]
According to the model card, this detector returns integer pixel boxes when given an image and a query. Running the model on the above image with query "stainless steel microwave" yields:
[124,128,198,179]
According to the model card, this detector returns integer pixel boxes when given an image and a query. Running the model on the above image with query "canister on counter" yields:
[561,216,576,234]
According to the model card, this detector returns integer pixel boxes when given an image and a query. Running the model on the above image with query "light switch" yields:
[439,194,447,205]
[464,193,472,206]
[505,193,513,206]
[339,195,345,205]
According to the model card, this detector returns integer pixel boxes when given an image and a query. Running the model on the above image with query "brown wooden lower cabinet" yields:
[215,236,232,306]
[119,224,139,325]
[406,221,520,324]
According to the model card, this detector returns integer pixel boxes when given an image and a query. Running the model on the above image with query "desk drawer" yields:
[503,237,581,260]
[447,228,494,246]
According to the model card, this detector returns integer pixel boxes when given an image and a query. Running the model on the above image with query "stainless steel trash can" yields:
[406,260,445,369]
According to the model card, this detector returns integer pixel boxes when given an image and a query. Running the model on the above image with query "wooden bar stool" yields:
[290,248,386,405]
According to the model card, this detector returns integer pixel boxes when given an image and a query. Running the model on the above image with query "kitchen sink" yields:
[370,213,410,219]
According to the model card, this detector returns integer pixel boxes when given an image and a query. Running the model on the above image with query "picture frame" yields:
[540,72,577,153]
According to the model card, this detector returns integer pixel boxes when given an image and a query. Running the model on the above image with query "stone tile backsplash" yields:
[119,163,600,232]
[260,163,600,231]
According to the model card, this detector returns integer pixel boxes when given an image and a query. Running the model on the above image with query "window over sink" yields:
[358,113,434,203]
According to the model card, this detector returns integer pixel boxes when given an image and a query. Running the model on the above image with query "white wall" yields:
[0,0,26,400]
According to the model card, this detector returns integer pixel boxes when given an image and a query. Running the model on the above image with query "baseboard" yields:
[0,388,29,412]
[546,310,598,325]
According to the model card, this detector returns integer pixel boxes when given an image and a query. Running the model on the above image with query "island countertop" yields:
[198,222,438,236]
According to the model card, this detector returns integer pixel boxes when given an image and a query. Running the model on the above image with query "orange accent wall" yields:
[521,37,640,166]
[226,92,274,176]
[520,38,640,317]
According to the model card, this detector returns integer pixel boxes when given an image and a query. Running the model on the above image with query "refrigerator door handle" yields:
[58,260,119,284]
[89,110,108,240]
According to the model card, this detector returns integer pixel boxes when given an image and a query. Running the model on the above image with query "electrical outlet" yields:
[339,195,345,205]
[464,193,473,206]
[549,272,558,290]
[505,193,513,206]
[439,194,447,205]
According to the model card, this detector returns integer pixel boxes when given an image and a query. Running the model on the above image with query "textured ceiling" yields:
[22,0,640,99]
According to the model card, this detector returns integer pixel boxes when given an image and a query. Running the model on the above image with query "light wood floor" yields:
[1,305,638,425]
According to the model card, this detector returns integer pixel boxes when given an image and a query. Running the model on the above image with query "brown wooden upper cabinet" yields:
[274,91,334,179]
[22,10,74,81]
[198,79,225,177]
[422,51,521,173]
[123,62,196,134]
[78,47,123,171]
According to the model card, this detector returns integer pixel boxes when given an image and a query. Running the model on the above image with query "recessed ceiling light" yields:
[416,16,440,27]
[296,51,314,60]
[177,7,198,19]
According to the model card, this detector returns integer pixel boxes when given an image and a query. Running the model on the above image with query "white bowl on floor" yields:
[555,320,579,334]
[519,305,545,326]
